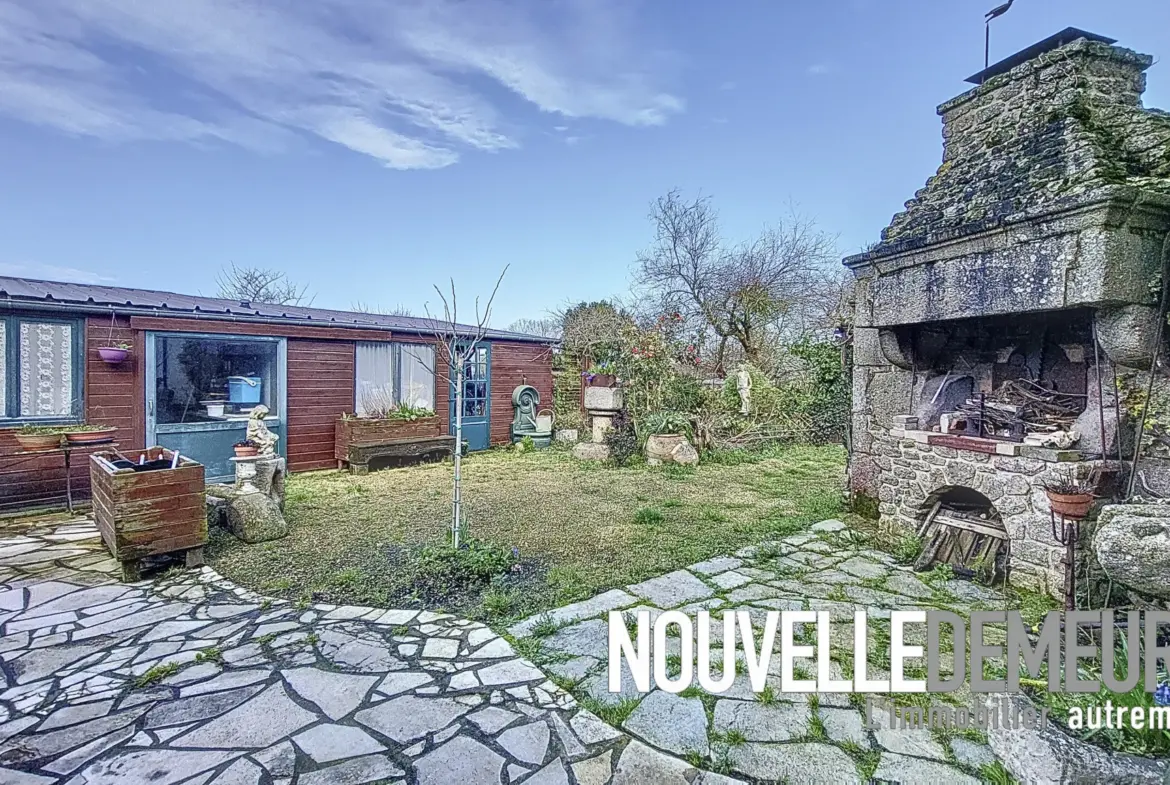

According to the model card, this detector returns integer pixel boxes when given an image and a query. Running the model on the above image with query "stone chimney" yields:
[877,29,1167,252]
[844,29,1170,329]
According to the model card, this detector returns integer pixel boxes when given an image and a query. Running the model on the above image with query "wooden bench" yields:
[338,435,456,474]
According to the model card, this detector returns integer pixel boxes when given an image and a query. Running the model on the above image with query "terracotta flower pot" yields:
[97,347,130,364]
[14,432,63,450]
[234,445,259,458]
[64,428,117,445]
[1046,490,1093,520]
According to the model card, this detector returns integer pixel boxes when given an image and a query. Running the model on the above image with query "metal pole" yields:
[985,23,991,70]
[1092,322,1108,459]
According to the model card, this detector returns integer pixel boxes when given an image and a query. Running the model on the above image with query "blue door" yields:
[146,332,287,482]
[452,343,490,451]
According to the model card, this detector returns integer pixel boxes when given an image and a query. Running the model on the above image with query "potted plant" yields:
[582,359,618,388]
[96,313,132,364]
[96,341,132,365]
[13,425,65,450]
[233,439,259,458]
[63,424,118,445]
[642,411,695,465]
[1043,466,1100,520]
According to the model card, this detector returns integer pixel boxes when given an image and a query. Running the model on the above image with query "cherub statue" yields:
[246,404,279,456]
[735,364,752,415]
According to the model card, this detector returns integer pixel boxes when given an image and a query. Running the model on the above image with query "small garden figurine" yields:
[736,364,753,415]
[246,405,279,456]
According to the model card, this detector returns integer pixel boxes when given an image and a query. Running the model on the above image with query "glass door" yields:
[145,332,286,481]
[452,343,490,451]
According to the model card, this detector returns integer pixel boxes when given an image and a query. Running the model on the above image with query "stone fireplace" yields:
[844,29,1170,596]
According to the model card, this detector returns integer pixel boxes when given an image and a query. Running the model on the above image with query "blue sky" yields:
[0,0,1167,327]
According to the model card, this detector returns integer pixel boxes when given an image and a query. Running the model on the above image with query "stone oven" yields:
[844,29,1170,596]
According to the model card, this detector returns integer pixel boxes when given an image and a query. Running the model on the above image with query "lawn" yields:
[207,443,849,621]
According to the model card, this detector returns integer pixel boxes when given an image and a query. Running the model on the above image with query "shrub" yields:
[416,539,514,590]
[604,409,639,466]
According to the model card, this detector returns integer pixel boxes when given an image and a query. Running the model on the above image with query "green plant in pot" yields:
[13,424,67,450]
[641,410,693,438]
[641,410,695,466]
[582,359,618,388]
[63,424,118,445]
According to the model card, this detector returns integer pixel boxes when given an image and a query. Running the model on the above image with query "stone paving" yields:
[508,519,1009,784]
[0,516,740,785]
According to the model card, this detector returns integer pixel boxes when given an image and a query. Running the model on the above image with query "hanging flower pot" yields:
[97,346,130,364]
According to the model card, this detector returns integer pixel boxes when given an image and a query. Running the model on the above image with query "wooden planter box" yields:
[334,416,447,473]
[90,447,207,581]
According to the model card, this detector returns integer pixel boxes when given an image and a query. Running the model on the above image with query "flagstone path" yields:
[507,519,1009,784]
[0,516,741,785]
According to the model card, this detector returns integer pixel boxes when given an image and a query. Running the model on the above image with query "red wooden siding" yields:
[0,306,551,512]
[0,315,142,512]
[285,339,355,471]
[489,342,554,446]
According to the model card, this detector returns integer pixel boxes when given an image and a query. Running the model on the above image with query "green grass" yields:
[578,696,640,726]
[208,444,849,620]
[133,662,182,688]
[633,507,664,525]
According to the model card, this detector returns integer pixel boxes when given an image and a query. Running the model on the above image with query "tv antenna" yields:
[984,1,1015,69]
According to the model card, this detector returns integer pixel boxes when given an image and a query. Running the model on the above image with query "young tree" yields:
[425,267,508,548]
[216,262,313,306]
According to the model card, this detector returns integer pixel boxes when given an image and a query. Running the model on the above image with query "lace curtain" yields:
[355,342,396,416]
[19,322,73,417]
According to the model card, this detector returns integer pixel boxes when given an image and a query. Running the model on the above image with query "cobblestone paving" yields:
[509,519,1009,784]
[0,516,741,785]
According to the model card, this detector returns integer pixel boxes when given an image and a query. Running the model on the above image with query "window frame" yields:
[1,313,86,424]
[354,341,436,413]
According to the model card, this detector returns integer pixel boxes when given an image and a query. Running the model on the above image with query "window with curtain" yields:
[399,344,435,410]
[354,342,436,414]
[355,342,396,416]
[1,316,83,421]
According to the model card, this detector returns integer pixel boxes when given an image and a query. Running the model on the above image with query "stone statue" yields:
[246,404,279,456]
[735,365,752,415]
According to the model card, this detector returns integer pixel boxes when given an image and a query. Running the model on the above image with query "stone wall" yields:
[873,427,1105,594]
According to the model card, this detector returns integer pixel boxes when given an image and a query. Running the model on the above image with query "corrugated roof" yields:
[0,275,554,344]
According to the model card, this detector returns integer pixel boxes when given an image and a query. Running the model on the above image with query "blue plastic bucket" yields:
[227,376,262,403]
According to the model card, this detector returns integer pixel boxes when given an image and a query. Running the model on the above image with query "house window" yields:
[355,342,436,414]
[1,315,83,421]
[153,335,280,424]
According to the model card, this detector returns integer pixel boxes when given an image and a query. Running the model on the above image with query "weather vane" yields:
[985,0,1015,70]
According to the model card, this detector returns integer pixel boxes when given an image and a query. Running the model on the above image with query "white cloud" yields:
[0,0,682,169]
[806,64,834,76]
[0,260,115,284]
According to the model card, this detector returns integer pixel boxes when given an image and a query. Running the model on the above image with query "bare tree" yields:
[506,317,561,339]
[425,267,508,548]
[216,263,313,306]
[555,301,633,359]
[634,190,837,372]
[352,301,415,317]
